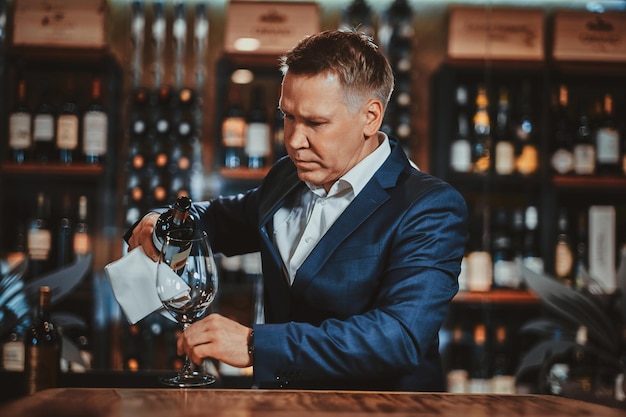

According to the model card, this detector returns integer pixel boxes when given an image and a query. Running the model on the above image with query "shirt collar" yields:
[306,133,391,198]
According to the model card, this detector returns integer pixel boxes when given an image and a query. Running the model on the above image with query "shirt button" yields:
[319,199,326,206]
[305,237,313,244]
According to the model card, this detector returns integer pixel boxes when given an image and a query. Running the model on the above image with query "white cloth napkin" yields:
[105,246,188,324]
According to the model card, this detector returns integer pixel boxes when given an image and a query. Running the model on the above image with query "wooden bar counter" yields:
[1,388,625,417]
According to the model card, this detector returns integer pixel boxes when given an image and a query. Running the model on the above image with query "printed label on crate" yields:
[447,7,545,61]
[12,0,105,48]
[553,12,626,62]
[224,1,320,56]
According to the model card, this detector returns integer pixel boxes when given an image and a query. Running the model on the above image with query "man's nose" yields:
[285,124,308,149]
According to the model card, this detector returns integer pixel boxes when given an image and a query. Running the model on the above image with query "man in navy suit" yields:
[127,29,467,391]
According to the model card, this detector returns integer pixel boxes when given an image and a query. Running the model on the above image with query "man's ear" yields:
[363,99,384,137]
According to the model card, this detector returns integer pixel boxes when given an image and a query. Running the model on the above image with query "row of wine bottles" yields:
[124,85,203,228]
[449,81,626,177]
[10,192,91,281]
[443,322,519,394]
[7,77,108,165]
[462,201,626,293]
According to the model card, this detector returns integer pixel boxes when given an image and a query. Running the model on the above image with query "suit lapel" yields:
[291,141,409,293]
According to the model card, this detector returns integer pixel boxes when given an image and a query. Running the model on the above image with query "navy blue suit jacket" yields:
[188,139,467,391]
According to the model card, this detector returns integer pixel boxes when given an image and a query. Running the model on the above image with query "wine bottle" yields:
[522,205,544,274]
[472,85,492,174]
[450,85,472,173]
[594,93,621,175]
[446,324,471,393]
[513,81,538,176]
[1,327,25,372]
[83,78,108,165]
[33,90,56,164]
[27,192,52,280]
[24,286,61,395]
[152,195,196,254]
[491,208,520,289]
[550,85,574,175]
[8,79,32,164]
[554,208,574,287]
[469,323,490,393]
[174,87,196,142]
[57,193,74,269]
[73,195,91,260]
[56,77,80,165]
[494,87,515,176]
[573,210,589,291]
[245,86,270,170]
[491,324,515,394]
[573,102,595,175]
[222,85,247,169]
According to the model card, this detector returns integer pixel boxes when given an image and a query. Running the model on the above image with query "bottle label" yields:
[57,115,79,149]
[467,251,493,291]
[83,111,108,155]
[551,149,574,174]
[73,233,91,255]
[574,145,596,174]
[516,144,538,175]
[34,114,54,142]
[2,341,25,371]
[495,141,515,175]
[222,117,246,147]
[555,243,574,279]
[9,113,32,149]
[450,140,472,172]
[596,128,620,164]
[27,229,52,261]
[493,259,521,289]
[246,123,270,157]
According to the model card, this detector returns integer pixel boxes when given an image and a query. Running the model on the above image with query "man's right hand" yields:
[127,212,161,261]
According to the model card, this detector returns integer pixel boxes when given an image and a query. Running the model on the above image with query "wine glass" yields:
[156,229,218,387]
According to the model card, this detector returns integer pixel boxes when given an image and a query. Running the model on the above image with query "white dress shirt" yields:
[273,134,391,285]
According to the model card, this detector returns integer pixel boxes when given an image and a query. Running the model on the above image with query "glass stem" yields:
[180,322,196,378]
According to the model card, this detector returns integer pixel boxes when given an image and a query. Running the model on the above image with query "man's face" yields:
[279,71,377,192]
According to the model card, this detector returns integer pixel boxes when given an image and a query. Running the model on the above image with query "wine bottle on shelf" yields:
[594,93,621,175]
[466,201,492,292]
[73,195,91,260]
[491,324,515,394]
[513,81,538,176]
[550,85,574,175]
[554,208,574,287]
[245,86,270,170]
[152,195,196,255]
[450,85,472,173]
[174,87,196,143]
[522,205,543,274]
[573,102,595,175]
[491,208,520,289]
[2,327,25,372]
[8,79,32,164]
[494,87,515,176]
[469,323,490,393]
[83,78,108,165]
[446,324,471,393]
[56,77,80,165]
[33,90,56,164]
[222,84,247,169]
[24,286,61,395]
[573,210,589,291]
[57,192,74,269]
[471,85,492,174]
[27,192,52,280]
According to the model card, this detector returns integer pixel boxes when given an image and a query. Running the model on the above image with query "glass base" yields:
[160,371,216,388]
